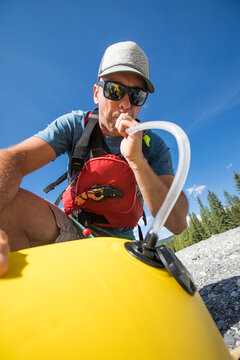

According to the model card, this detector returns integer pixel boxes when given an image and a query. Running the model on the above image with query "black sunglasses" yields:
[97,80,148,106]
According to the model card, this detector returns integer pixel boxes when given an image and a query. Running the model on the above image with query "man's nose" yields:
[118,93,131,111]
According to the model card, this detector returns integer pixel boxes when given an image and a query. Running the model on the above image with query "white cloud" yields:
[226,163,233,169]
[186,184,206,198]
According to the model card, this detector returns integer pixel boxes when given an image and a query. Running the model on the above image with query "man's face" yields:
[93,72,146,137]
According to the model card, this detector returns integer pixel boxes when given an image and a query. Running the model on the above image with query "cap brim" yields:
[98,65,154,93]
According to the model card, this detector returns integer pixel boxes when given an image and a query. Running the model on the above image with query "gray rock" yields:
[176,226,240,350]
[224,333,235,346]
[217,320,225,329]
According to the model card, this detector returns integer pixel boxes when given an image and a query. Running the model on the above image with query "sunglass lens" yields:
[130,89,148,106]
[103,81,148,106]
[105,82,125,101]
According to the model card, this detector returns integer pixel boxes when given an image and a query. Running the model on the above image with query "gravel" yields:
[176,226,240,350]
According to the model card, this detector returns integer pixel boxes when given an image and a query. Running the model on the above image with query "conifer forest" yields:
[167,171,240,252]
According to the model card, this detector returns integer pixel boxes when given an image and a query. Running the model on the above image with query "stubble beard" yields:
[100,110,134,137]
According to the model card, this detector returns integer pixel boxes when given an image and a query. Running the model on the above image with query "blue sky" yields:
[0,0,239,239]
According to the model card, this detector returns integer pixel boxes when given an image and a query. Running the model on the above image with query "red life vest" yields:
[61,109,143,228]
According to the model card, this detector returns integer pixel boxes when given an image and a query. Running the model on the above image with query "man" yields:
[0,41,188,276]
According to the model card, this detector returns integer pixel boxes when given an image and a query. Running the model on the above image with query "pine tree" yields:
[197,196,212,238]
[207,190,229,233]
[233,171,240,194]
[182,226,191,247]
[224,190,234,208]
[173,227,190,251]
[205,206,216,236]
[223,190,240,228]
[232,196,240,226]
[173,233,182,252]
[166,240,176,253]
[188,213,205,244]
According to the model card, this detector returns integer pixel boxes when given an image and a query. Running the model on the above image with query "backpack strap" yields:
[43,172,68,194]
[69,108,101,172]
[43,109,101,194]
[77,210,110,227]
[89,119,107,158]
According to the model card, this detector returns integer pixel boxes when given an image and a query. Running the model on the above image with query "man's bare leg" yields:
[0,188,60,276]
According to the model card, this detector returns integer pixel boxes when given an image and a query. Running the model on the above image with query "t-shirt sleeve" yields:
[143,131,175,176]
[34,112,84,157]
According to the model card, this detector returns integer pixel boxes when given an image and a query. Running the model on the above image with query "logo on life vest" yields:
[74,184,124,206]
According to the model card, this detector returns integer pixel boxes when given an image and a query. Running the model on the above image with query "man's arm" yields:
[0,137,57,276]
[127,160,188,234]
[0,136,57,214]
[115,114,188,235]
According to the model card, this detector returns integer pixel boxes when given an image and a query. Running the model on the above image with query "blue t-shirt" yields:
[35,110,174,238]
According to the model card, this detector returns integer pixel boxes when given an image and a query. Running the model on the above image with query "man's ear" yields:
[93,84,99,105]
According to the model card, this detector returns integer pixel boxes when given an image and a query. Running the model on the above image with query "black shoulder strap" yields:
[43,109,101,194]
[69,108,100,172]
[89,119,106,158]
[43,172,68,194]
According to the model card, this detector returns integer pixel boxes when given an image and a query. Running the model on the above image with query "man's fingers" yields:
[115,120,131,138]
[115,114,138,138]
[0,229,8,243]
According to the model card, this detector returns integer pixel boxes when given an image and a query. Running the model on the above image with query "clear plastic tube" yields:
[126,121,191,242]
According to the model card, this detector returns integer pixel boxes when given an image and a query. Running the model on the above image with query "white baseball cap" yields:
[98,41,154,93]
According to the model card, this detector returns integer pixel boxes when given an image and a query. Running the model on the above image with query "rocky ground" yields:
[176,226,240,351]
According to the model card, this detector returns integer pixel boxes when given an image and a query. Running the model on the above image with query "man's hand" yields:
[115,113,188,234]
[115,113,144,166]
[0,229,9,277]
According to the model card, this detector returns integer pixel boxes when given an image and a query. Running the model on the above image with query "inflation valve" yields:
[125,237,197,296]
